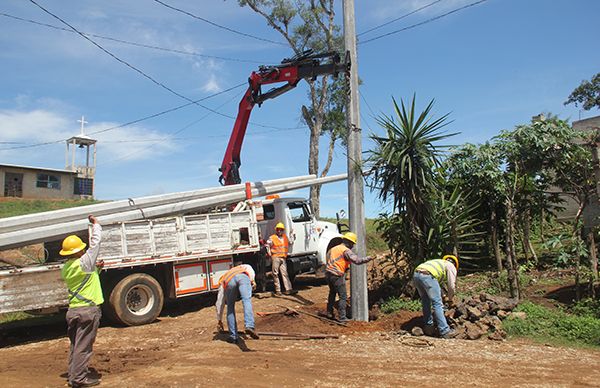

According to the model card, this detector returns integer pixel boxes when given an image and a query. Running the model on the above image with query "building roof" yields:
[0,163,77,174]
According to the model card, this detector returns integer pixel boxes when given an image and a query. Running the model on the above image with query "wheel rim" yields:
[125,284,154,316]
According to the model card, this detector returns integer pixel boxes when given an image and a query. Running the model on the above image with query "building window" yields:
[36,174,61,189]
[74,178,93,196]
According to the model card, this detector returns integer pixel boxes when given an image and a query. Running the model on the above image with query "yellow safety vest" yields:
[61,258,104,308]
[416,259,448,283]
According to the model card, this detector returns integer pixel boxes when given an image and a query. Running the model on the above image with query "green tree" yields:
[445,142,506,271]
[565,73,600,111]
[238,0,346,216]
[367,95,456,264]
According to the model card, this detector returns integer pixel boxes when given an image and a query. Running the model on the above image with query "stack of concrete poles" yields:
[0,173,347,250]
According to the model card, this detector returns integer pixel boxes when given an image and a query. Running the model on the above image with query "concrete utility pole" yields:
[343,0,368,322]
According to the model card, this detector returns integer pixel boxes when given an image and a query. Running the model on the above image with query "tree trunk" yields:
[572,203,585,301]
[587,229,598,298]
[505,196,520,299]
[523,207,538,263]
[490,207,503,272]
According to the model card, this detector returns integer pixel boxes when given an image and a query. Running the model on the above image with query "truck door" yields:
[286,201,318,256]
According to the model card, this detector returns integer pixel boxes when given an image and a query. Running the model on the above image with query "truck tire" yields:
[108,273,164,326]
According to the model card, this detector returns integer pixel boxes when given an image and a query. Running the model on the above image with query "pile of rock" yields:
[446,293,519,340]
[410,293,521,340]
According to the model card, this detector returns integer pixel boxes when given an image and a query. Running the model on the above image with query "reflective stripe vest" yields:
[219,266,250,290]
[269,234,289,258]
[61,258,104,308]
[326,244,350,276]
[416,259,448,283]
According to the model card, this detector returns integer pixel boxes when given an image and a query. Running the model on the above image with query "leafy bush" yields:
[485,271,532,295]
[571,298,600,319]
[504,301,600,347]
[380,297,422,314]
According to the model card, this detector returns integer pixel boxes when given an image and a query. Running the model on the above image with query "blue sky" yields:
[1,0,599,217]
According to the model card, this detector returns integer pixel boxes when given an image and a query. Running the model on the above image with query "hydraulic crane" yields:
[219,50,349,185]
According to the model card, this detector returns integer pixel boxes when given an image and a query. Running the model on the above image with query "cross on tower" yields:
[77,116,88,136]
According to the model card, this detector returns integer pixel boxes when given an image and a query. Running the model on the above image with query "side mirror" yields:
[336,209,346,220]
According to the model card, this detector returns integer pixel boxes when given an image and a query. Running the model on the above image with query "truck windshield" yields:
[287,201,311,222]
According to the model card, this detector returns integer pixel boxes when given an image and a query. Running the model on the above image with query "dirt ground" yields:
[1,276,600,388]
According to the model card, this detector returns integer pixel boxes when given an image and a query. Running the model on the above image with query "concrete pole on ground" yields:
[343,0,368,321]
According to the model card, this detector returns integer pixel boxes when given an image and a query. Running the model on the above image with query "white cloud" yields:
[0,108,176,163]
[202,74,223,93]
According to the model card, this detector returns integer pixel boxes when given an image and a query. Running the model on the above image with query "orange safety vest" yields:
[219,266,250,290]
[326,244,350,276]
[269,234,289,259]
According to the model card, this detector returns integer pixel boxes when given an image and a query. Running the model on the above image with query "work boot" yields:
[226,337,239,344]
[338,317,350,323]
[245,328,260,339]
[441,329,459,339]
[283,290,298,296]
[423,324,435,337]
[71,377,100,388]
[272,291,282,297]
[318,311,335,320]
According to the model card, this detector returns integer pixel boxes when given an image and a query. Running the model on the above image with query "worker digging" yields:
[266,222,297,296]
[323,232,374,323]
[60,215,104,388]
[215,264,260,344]
[413,255,460,339]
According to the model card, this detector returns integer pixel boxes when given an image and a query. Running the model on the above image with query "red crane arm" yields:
[218,51,349,185]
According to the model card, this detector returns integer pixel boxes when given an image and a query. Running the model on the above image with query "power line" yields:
[357,0,445,37]
[0,82,246,151]
[359,0,489,45]
[0,12,267,64]
[26,1,303,131]
[152,0,286,47]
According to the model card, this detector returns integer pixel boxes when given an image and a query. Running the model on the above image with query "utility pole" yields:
[343,0,368,321]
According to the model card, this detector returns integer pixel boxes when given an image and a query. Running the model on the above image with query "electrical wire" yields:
[357,0,445,37]
[26,1,305,132]
[0,82,246,151]
[96,90,244,166]
[359,0,489,45]
[0,12,267,64]
[152,0,286,47]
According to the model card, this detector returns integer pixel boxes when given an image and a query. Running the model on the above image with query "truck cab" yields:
[257,196,343,279]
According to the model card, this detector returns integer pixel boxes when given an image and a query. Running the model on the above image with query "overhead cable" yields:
[357,0,445,37]
[152,0,286,46]
[0,12,267,64]
[359,0,488,45]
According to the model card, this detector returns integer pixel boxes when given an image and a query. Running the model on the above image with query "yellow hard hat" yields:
[275,222,285,230]
[443,254,459,270]
[343,232,357,245]
[59,235,87,256]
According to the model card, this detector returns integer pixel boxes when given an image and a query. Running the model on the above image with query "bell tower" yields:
[65,116,97,198]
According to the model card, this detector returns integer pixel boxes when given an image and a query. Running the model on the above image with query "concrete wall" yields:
[1,166,77,200]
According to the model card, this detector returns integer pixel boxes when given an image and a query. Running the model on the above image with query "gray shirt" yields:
[80,223,102,273]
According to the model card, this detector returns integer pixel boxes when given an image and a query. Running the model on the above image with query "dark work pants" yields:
[326,272,347,319]
[66,305,101,385]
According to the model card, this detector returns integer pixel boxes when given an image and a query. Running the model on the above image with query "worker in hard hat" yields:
[215,264,260,344]
[60,215,104,388]
[324,232,373,323]
[266,222,297,296]
[413,255,459,339]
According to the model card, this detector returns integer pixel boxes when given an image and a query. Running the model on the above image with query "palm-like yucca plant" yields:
[367,95,456,258]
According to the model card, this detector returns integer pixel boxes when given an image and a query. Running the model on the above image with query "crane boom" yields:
[219,50,349,185]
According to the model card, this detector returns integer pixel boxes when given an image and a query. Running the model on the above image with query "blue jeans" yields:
[225,273,255,340]
[413,272,450,335]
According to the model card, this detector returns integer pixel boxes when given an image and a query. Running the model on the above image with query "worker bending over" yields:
[215,264,260,343]
[325,232,373,322]
[60,215,104,388]
[266,222,296,296]
[413,255,459,339]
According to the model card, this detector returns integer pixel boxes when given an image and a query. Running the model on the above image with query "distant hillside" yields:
[0,198,100,218]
